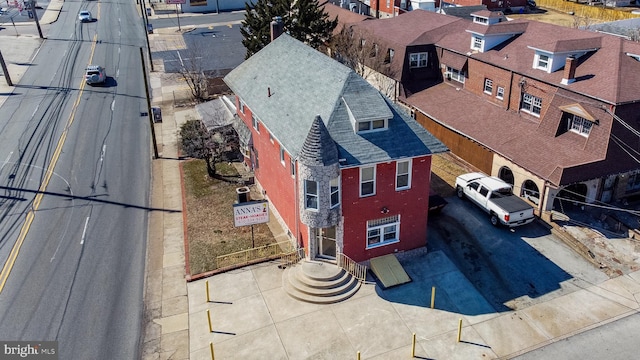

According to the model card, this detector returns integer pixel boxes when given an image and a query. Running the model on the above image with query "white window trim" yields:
[304,180,319,211]
[496,86,505,100]
[568,114,592,137]
[535,53,550,71]
[280,147,286,166]
[409,52,428,68]
[330,176,340,208]
[521,93,542,117]
[360,165,376,197]
[252,114,260,132]
[473,36,483,50]
[290,159,296,177]
[484,78,493,95]
[366,215,400,249]
[446,66,465,83]
[239,99,246,114]
[396,160,412,191]
[357,119,388,133]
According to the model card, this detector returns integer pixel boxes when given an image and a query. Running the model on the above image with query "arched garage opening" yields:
[498,166,514,186]
[553,183,588,212]
[521,180,540,205]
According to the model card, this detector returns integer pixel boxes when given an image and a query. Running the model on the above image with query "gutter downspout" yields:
[506,70,514,111]
[293,159,302,254]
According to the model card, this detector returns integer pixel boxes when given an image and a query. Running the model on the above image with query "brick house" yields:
[223,34,446,263]
[346,9,640,218]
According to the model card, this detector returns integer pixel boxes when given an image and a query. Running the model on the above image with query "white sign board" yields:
[166,0,186,4]
[233,200,269,227]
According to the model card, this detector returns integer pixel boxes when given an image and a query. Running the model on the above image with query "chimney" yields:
[561,56,577,85]
[270,16,284,42]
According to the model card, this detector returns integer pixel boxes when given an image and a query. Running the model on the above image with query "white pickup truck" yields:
[455,173,535,227]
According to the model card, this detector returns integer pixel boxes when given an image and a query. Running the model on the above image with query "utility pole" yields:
[0,50,13,86]
[139,0,154,71]
[29,0,43,39]
[140,47,159,159]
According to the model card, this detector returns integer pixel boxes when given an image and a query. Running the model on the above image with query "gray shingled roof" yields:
[299,115,339,166]
[224,34,447,166]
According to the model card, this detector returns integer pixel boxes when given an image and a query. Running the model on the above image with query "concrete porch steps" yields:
[283,260,360,304]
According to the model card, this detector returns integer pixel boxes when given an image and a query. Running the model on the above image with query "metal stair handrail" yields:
[336,251,368,282]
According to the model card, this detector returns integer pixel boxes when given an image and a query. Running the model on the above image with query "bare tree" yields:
[329,26,398,98]
[170,43,209,103]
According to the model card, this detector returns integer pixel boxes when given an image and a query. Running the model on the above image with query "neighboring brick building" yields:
[346,9,640,218]
[224,34,447,262]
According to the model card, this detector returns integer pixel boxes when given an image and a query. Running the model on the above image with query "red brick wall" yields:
[464,60,558,121]
[235,96,299,244]
[340,157,432,262]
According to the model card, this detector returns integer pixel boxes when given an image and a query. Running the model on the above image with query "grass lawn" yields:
[183,159,274,275]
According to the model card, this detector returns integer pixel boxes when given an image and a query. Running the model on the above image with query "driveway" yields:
[427,195,609,312]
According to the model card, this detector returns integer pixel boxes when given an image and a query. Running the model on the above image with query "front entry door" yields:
[317,227,337,259]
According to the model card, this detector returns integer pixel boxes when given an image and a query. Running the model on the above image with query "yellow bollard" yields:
[430,286,435,309]
[457,318,462,343]
[411,332,416,358]
[209,342,215,360]
[356,351,360,360]
[207,309,213,333]
[206,280,211,303]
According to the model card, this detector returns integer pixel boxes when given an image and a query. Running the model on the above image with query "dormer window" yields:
[569,114,592,137]
[409,52,428,68]
[536,54,550,70]
[358,119,387,132]
[472,36,483,50]
[474,16,488,25]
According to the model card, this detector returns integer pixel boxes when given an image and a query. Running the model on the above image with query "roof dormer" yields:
[528,37,600,73]
[341,76,393,134]
[471,10,505,26]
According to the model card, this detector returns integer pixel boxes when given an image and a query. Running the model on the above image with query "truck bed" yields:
[491,194,532,214]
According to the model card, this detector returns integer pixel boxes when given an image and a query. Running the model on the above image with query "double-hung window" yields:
[496,86,504,100]
[473,36,483,50]
[366,215,400,248]
[536,54,550,70]
[360,166,376,197]
[305,180,318,210]
[396,160,411,190]
[252,114,260,132]
[484,78,493,94]
[330,177,340,208]
[520,93,542,116]
[280,147,286,165]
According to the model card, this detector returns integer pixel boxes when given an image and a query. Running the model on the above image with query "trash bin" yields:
[236,187,251,203]
[147,23,153,34]
[152,107,162,123]
[146,8,151,16]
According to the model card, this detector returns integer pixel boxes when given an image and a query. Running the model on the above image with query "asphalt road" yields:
[514,312,640,359]
[0,1,151,359]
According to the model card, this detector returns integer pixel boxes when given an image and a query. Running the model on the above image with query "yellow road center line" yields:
[0,34,100,294]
